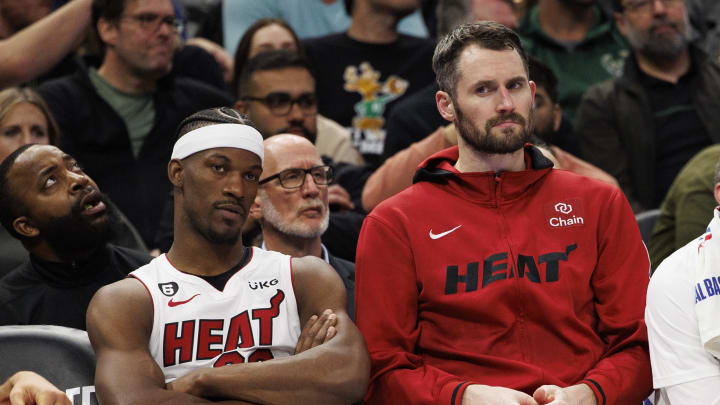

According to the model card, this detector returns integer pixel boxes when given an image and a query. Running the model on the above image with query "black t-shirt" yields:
[302,33,436,168]
[638,65,713,206]
[0,244,151,329]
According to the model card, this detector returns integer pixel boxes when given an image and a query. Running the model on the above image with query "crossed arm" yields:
[87,256,369,405]
[166,256,370,404]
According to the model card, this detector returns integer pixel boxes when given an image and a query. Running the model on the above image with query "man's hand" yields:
[532,384,597,405]
[462,384,538,405]
[0,371,71,405]
[328,185,355,211]
[295,309,338,354]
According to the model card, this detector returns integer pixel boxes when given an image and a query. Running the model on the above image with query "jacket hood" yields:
[411,144,555,203]
[413,144,554,183]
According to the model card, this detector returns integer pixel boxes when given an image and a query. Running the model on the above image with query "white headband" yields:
[171,123,264,162]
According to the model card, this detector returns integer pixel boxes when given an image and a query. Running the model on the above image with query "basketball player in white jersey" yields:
[86,108,370,405]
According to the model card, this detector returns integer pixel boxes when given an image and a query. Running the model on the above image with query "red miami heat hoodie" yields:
[355,145,652,405]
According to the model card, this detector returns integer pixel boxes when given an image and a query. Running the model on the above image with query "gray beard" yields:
[259,191,329,239]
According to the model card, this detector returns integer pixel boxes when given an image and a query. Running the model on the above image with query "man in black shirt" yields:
[576,0,720,212]
[0,144,150,329]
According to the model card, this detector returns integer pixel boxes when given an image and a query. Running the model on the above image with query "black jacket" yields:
[0,244,151,329]
[576,47,720,211]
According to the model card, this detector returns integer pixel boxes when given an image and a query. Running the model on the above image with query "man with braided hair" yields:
[87,107,369,405]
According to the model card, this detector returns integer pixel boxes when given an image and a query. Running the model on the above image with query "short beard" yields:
[259,191,329,239]
[455,104,534,155]
[625,16,690,61]
[40,193,117,261]
[276,124,317,144]
[185,203,243,246]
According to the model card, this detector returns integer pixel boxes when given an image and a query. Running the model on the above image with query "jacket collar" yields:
[412,145,554,203]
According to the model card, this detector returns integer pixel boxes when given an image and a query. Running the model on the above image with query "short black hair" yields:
[528,57,558,104]
[0,143,35,239]
[238,50,314,98]
[433,21,528,99]
[175,107,257,141]
[92,0,129,56]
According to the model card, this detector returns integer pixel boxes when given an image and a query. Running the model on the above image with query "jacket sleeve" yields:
[575,83,642,212]
[579,188,653,405]
[355,214,471,405]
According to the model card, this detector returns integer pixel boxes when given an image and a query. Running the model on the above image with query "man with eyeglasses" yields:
[37,0,232,250]
[251,134,356,318]
[575,0,720,213]
[87,108,370,405]
[236,49,373,262]
[235,50,363,166]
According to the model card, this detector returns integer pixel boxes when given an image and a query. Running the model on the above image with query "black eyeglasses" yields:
[242,92,317,116]
[259,165,333,189]
[121,13,184,33]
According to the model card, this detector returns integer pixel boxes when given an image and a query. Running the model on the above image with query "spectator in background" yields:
[0,0,92,88]
[517,0,630,119]
[0,144,151,329]
[236,50,363,165]
[252,134,356,317]
[235,51,371,261]
[37,0,232,249]
[0,87,59,275]
[302,0,436,168]
[222,0,429,56]
[233,22,363,165]
[650,145,720,270]
[575,0,720,212]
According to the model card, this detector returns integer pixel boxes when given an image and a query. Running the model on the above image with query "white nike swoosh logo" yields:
[429,225,462,240]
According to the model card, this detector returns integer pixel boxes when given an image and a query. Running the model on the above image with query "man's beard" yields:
[259,191,329,239]
[455,104,534,155]
[625,15,690,61]
[40,193,117,261]
[276,123,317,144]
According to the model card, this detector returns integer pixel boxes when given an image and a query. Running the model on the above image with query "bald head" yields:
[262,134,321,176]
[256,134,329,241]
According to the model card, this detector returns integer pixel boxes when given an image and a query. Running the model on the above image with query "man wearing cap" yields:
[86,108,369,405]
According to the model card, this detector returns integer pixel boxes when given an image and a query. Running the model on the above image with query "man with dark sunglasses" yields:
[251,134,356,318]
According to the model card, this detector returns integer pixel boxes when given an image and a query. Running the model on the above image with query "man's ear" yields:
[614,12,628,37]
[97,17,118,48]
[168,159,184,187]
[552,104,563,132]
[436,90,456,122]
[714,182,720,206]
[250,195,263,220]
[13,216,38,239]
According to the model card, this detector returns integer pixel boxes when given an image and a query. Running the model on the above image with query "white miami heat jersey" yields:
[130,247,301,380]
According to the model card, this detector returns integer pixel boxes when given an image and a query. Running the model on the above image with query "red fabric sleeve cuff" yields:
[439,380,471,405]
